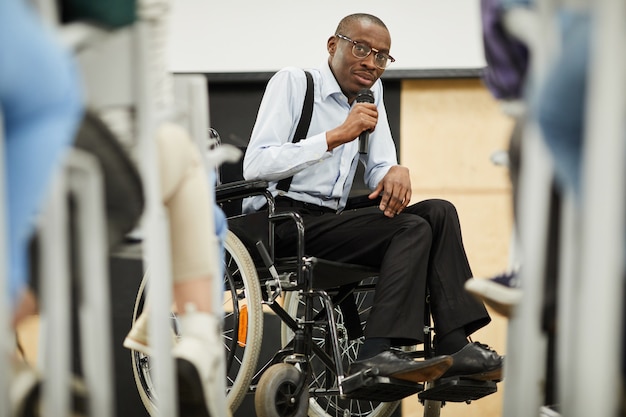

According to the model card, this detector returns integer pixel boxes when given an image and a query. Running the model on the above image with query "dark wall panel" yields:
[206,77,401,194]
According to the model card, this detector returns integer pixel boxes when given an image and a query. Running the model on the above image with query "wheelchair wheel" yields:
[129,230,264,415]
[222,230,264,410]
[128,273,177,417]
[254,363,309,417]
[281,281,400,417]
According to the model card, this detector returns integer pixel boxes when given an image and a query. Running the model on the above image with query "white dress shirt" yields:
[242,60,398,212]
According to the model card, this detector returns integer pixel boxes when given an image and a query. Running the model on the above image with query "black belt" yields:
[274,196,337,214]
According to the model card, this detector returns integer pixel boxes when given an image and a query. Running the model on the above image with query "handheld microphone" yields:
[356,89,375,154]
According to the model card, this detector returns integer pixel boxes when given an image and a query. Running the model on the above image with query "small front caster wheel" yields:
[254,363,309,417]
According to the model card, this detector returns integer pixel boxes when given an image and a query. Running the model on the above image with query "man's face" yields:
[327,20,391,102]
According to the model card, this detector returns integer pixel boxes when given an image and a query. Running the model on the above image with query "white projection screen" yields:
[167,0,486,75]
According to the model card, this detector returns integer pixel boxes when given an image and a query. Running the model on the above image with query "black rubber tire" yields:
[254,363,309,417]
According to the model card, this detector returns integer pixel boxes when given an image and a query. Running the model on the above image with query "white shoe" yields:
[123,310,152,356]
[123,310,178,357]
[465,271,522,317]
[173,304,231,417]
[539,405,561,417]
[10,359,41,417]
[11,359,89,417]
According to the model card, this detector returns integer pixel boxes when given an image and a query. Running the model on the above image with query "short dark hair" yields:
[335,13,388,36]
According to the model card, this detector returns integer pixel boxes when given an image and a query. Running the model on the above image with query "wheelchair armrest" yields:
[215,179,268,203]
[344,194,382,210]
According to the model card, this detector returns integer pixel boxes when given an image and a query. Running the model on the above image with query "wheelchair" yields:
[128,139,499,417]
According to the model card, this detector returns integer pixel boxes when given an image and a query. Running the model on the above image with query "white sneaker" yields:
[11,359,89,417]
[123,310,152,356]
[465,271,522,317]
[123,310,178,356]
[173,305,231,417]
[10,359,41,417]
[539,405,561,417]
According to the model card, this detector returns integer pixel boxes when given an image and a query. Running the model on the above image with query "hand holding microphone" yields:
[356,89,374,154]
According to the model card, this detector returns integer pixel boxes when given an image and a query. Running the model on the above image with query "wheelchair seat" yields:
[219,179,380,290]
[274,256,378,290]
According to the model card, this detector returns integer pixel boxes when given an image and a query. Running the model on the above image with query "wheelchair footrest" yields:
[341,370,424,402]
[418,377,498,403]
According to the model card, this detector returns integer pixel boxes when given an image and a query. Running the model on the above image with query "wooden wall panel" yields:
[399,79,515,417]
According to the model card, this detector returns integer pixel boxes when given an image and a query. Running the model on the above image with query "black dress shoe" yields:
[348,350,453,383]
[439,342,504,381]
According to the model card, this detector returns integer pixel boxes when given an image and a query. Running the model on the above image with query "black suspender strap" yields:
[276,70,314,192]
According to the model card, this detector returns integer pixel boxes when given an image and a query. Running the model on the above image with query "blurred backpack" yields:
[480,0,529,100]
[58,0,137,29]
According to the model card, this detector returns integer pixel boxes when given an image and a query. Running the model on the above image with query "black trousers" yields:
[274,198,491,346]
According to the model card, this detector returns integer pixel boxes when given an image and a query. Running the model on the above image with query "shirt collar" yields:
[320,60,347,103]
[319,60,382,105]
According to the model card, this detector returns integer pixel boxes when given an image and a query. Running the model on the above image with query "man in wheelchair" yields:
[242,13,503,383]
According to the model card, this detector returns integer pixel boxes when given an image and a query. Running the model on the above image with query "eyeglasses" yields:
[335,34,395,69]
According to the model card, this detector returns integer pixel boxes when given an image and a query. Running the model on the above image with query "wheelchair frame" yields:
[217,179,418,417]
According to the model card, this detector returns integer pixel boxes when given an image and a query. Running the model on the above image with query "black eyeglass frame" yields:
[335,33,396,69]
